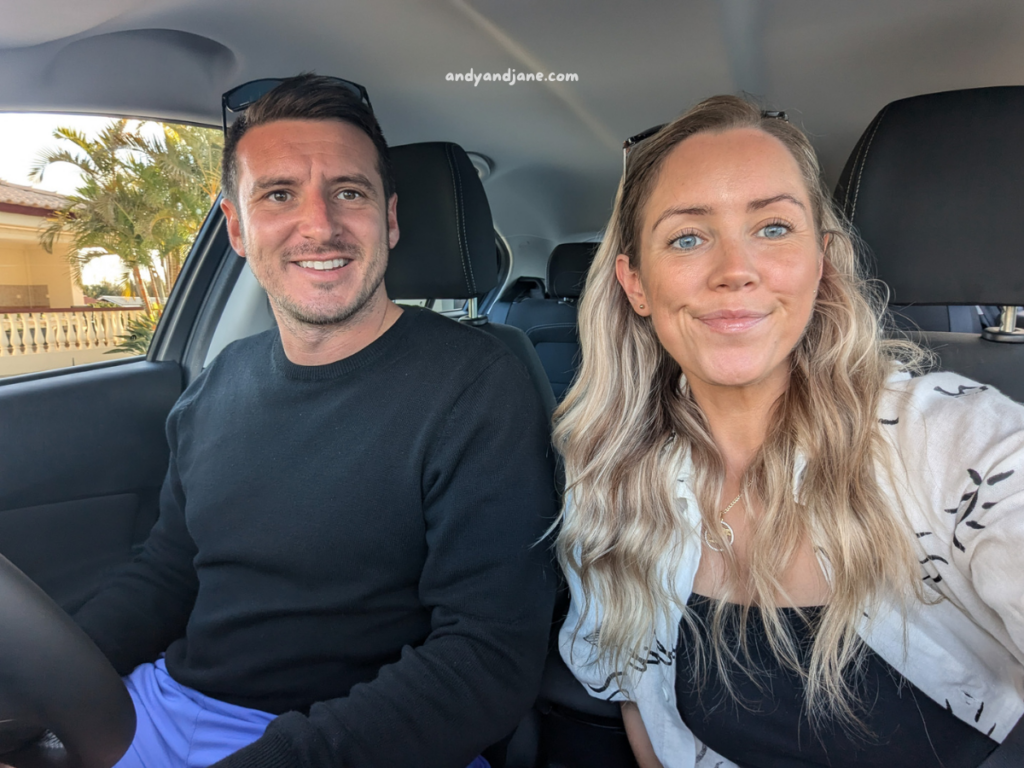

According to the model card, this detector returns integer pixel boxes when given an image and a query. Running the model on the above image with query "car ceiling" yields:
[3,0,1024,272]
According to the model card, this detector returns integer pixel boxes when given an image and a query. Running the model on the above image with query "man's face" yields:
[221,118,399,328]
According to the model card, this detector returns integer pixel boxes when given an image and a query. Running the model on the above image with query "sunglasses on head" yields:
[221,76,373,134]
[621,110,789,174]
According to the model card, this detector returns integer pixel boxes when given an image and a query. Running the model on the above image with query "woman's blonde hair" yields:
[554,95,930,727]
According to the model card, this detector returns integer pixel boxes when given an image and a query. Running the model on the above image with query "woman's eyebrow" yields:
[652,194,807,230]
[748,193,806,212]
[652,205,712,230]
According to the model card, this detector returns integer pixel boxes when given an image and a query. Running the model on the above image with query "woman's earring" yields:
[639,304,645,309]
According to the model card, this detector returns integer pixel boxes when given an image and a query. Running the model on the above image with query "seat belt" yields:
[979,714,1024,768]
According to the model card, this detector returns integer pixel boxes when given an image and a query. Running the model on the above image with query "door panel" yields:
[0,359,182,610]
[0,494,151,611]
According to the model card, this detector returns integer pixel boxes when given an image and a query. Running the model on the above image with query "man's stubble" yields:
[247,234,391,333]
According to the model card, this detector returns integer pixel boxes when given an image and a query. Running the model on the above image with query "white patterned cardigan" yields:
[559,370,1024,767]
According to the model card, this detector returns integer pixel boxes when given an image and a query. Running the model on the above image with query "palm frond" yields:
[35,119,222,296]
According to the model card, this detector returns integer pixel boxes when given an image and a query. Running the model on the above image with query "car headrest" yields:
[836,86,1024,306]
[385,142,497,300]
[547,242,599,300]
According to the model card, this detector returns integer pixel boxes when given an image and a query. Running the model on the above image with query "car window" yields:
[395,298,467,317]
[0,113,222,378]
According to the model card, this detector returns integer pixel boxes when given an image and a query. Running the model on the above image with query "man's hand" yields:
[0,729,72,768]
[0,723,46,757]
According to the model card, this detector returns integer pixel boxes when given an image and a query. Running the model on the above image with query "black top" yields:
[74,307,559,768]
[676,594,999,768]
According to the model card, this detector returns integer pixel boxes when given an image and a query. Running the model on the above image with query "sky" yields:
[0,113,169,286]
[0,113,113,195]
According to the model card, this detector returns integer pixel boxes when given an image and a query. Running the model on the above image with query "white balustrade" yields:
[0,309,147,358]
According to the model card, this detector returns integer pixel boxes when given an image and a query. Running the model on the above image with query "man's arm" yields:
[216,352,558,768]
[73,402,199,675]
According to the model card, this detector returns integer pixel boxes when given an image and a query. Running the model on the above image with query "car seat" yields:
[503,243,599,402]
[386,142,557,421]
[835,86,1024,402]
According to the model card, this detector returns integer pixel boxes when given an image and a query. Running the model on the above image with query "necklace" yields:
[702,482,748,552]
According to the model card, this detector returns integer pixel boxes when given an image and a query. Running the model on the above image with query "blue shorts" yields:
[115,659,490,767]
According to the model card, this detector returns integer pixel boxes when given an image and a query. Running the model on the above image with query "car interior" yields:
[497,242,599,403]
[835,86,1024,403]
[3,2,1024,766]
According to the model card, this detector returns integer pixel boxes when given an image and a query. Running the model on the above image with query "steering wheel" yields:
[0,553,135,768]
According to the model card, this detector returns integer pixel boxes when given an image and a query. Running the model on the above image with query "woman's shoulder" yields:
[878,369,1024,510]
[880,368,1024,432]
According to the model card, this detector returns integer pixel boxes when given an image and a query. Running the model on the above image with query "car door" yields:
[0,207,240,613]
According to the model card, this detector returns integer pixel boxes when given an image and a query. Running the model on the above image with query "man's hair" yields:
[221,74,395,205]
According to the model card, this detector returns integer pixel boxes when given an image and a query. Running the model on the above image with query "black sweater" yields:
[74,308,559,767]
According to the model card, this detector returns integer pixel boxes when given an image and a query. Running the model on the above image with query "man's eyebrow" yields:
[248,174,378,197]
[328,174,377,195]
[748,194,806,212]
[249,177,297,195]
[652,205,713,231]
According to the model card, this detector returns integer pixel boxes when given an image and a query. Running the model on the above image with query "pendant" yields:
[703,520,734,552]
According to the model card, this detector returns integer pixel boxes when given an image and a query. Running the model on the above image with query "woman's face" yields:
[616,127,824,394]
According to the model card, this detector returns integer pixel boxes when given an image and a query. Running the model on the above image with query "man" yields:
[73,74,558,768]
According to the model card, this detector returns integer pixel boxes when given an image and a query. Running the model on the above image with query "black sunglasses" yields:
[221,77,374,134]
[622,110,789,173]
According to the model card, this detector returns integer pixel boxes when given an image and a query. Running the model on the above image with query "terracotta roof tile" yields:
[0,179,68,210]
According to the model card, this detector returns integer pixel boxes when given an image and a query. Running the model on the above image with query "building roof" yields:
[0,179,68,214]
[98,295,143,308]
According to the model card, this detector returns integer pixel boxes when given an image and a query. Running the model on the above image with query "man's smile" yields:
[294,257,351,271]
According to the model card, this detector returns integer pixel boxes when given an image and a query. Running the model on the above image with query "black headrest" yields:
[547,242,599,300]
[836,87,1024,306]
[385,142,496,300]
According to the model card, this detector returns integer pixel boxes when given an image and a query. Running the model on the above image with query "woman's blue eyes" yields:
[672,233,704,250]
[760,223,789,239]
[671,224,790,250]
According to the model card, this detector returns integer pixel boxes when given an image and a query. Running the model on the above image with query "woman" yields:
[555,95,1024,768]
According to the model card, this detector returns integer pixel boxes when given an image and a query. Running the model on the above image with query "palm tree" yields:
[31,120,224,316]
[129,124,223,287]
[31,120,159,313]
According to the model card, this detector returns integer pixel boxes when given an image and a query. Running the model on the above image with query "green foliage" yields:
[105,312,158,356]
[82,280,126,299]
[126,124,224,287]
[31,120,223,313]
